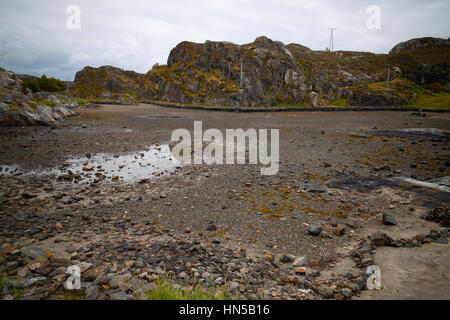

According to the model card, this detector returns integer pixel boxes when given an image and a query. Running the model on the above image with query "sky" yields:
[0,0,448,80]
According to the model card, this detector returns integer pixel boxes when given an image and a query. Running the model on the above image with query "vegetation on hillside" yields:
[22,75,65,93]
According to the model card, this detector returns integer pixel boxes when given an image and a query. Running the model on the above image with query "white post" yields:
[240,60,243,88]
[386,64,390,105]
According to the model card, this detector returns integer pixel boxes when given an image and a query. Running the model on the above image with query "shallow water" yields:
[0,144,181,184]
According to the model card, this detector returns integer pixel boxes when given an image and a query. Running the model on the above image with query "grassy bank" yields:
[143,274,233,300]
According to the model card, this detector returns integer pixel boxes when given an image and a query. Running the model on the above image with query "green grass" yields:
[0,272,6,291]
[328,98,349,107]
[74,98,89,106]
[41,100,56,108]
[149,100,309,109]
[144,273,231,300]
[408,91,450,110]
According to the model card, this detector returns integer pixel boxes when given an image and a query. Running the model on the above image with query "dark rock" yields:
[279,254,296,264]
[435,237,448,244]
[369,233,392,247]
[383,214,397,226]
[308,225,323,236]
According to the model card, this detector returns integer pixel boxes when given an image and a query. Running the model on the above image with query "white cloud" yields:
[0,0,448,80]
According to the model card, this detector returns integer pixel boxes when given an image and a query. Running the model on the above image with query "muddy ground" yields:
[0,104,449,300]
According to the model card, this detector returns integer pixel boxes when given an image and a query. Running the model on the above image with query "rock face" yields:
[0,68,79,126]
[139,36,310,106]
[134,36,450,107]
[389,37,450,55]
[73,65,144,103]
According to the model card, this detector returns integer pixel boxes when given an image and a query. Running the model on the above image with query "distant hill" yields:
[73,36,450,107]
[72,65,145,103]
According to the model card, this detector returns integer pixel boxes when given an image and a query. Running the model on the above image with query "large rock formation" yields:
[0,68,78,126]
[67,36,449,107]
[136,36,449,107]
[138,36,311,106]
[387,37,450,86]
[73,66,145,103]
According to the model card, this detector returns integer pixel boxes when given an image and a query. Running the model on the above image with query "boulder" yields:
[309,91,320,107]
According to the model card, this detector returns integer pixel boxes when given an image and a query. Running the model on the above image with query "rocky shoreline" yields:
[0,104,449,300]
[146,101,450,113]
[0,69,79,127]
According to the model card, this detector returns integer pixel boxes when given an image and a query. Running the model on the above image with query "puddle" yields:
[0,144,182,184]
[137,115,183,120]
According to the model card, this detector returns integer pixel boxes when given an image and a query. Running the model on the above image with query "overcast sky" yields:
[0,0,448,80]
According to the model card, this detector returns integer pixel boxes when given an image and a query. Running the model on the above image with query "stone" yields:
[382,214,397,226]
[229,281,239,290]
[309,91,320,108]
[317,286,333,298]
[78,262,93,273]
[20,245,49,260]
[6,261,19,271]
[302,184,329,193]
[109,273,131,289]
[10,277,47,289]
[435,237,448,244]
[17,267,29,278]
[308,225,323,236]
[110,291,129,300]
[279,254,296,264]
[293,256,309,267]
[429,230,441,239]
[215,277,223,285]
[201,272,211,280]
[370,233,392,247]
[334,225,346,236]
[341,288,352,299]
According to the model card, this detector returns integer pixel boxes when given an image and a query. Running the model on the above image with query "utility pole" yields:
[386,64,390,105]
[66,82,71,98]
[240,60,243,88]
[329,28,336,52]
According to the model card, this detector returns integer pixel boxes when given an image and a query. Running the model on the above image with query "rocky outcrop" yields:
[0,69,79,127]
[138,36,311,106]
[65,36,449,108]
[136,36,449,107]
[389,37,450,54]
[387,37,450,87]
[73,66,144,103]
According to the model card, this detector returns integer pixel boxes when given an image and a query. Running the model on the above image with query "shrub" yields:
[429,82,444,93]
[23,75,65,93]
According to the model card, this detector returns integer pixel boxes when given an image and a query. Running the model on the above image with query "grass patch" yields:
[408,91,450,110]
[149,100,309,108]
[41,100,56,108]
[0,271,6,292]
[144,273,231,300]
[328,98,349,107]
[74,98,89,106]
